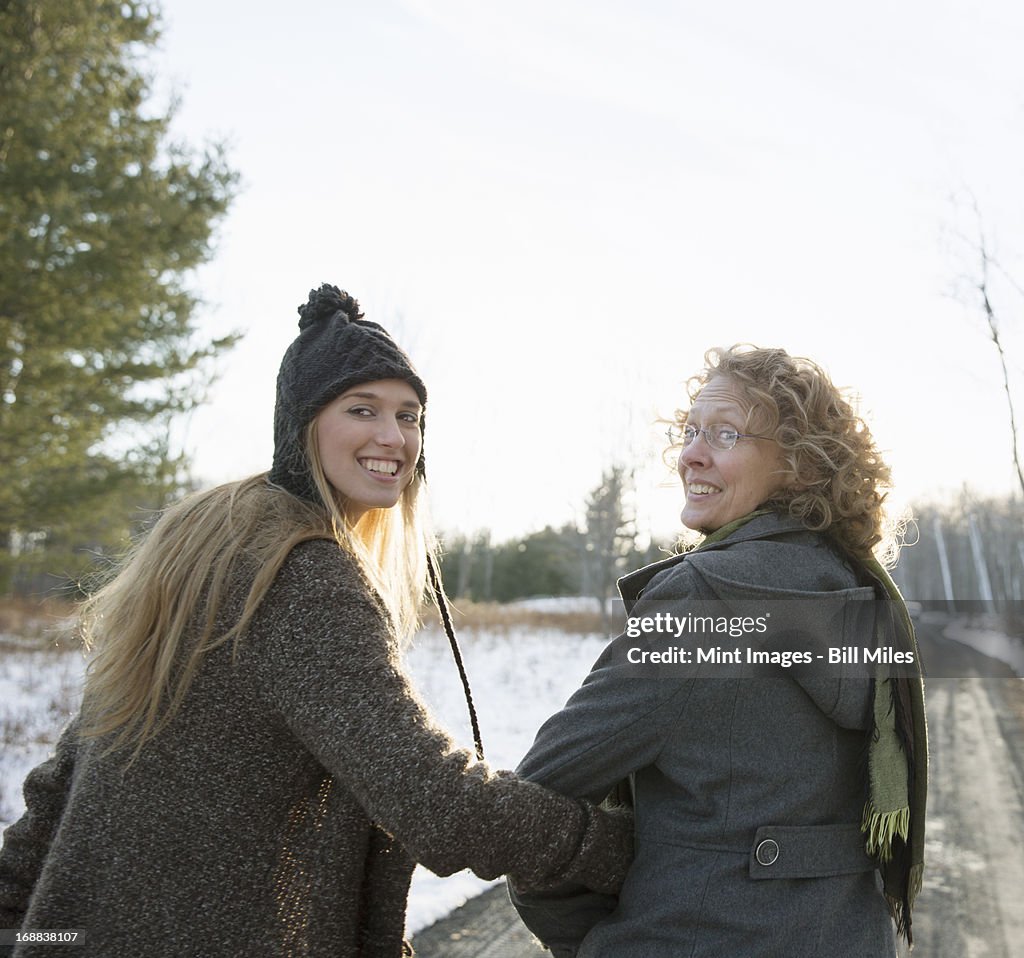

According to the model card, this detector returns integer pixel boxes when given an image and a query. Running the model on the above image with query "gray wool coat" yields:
[0,540,630,958]
[511,513,898,958]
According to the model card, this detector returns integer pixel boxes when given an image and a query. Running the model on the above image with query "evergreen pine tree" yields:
[0,0,238,591]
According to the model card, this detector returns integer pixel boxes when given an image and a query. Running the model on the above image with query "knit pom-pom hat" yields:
[269,284,428,503]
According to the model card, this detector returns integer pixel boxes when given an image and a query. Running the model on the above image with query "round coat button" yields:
[755,838,780,866]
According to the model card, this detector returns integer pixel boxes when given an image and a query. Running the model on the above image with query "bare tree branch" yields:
[966,198,1024,498]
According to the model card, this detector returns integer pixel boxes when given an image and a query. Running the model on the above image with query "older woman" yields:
[510,346,926,958]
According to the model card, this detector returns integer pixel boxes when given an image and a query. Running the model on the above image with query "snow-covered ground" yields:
[402,623,607,933]
[940,617,1024,676]
[0,638,83,825]
[0,615,607,936]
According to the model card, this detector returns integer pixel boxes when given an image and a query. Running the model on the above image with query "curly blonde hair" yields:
[675,345,895,561]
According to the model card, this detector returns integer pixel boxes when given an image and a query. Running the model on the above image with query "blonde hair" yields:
[673,345,898,562]
[79,428,433,762]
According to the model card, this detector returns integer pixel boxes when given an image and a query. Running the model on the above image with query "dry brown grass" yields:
[0,596,78,651]
[425,599,607,636]
[3,594,610,645]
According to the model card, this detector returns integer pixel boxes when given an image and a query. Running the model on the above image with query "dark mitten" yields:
[512,802,633,895]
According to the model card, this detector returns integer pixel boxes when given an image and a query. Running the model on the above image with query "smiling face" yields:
[313,379,423,523]
[678,375,790,533]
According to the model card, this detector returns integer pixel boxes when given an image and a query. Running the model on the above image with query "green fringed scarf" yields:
[857,556,927,947]
[697,513,928,946]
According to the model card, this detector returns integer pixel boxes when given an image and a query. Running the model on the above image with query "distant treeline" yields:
[437,466,661,632]
[892,492,1024,606]
[440,488,1023,631]
[438,523,666,605]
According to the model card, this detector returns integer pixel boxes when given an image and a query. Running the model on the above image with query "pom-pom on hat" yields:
[269,283,427,503]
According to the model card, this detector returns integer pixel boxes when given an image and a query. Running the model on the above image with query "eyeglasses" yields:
[666,422,771,451]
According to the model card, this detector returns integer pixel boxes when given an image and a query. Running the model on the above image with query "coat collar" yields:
[617,511,809,604]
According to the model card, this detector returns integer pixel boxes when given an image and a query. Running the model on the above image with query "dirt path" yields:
[906,625,1024,956]
[412,620,1024,957]
[410,885,544,957]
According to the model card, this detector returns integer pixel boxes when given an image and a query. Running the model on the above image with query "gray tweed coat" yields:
[0,540,628,957]
[511,513,898,958]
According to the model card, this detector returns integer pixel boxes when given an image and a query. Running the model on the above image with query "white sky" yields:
[155,0,1024,542]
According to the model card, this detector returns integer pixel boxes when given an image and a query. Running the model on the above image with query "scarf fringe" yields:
[909,861,924,903]
[886,863,924,948]
[861,801,910,862]
[886,894,911,947]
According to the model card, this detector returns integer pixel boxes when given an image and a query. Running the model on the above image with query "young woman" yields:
[0,285,632,958]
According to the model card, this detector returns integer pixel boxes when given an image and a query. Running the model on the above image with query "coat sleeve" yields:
[508,572,702,954]
[514,571,700,800]
[0,719,79,929]
[239,540,632,894]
